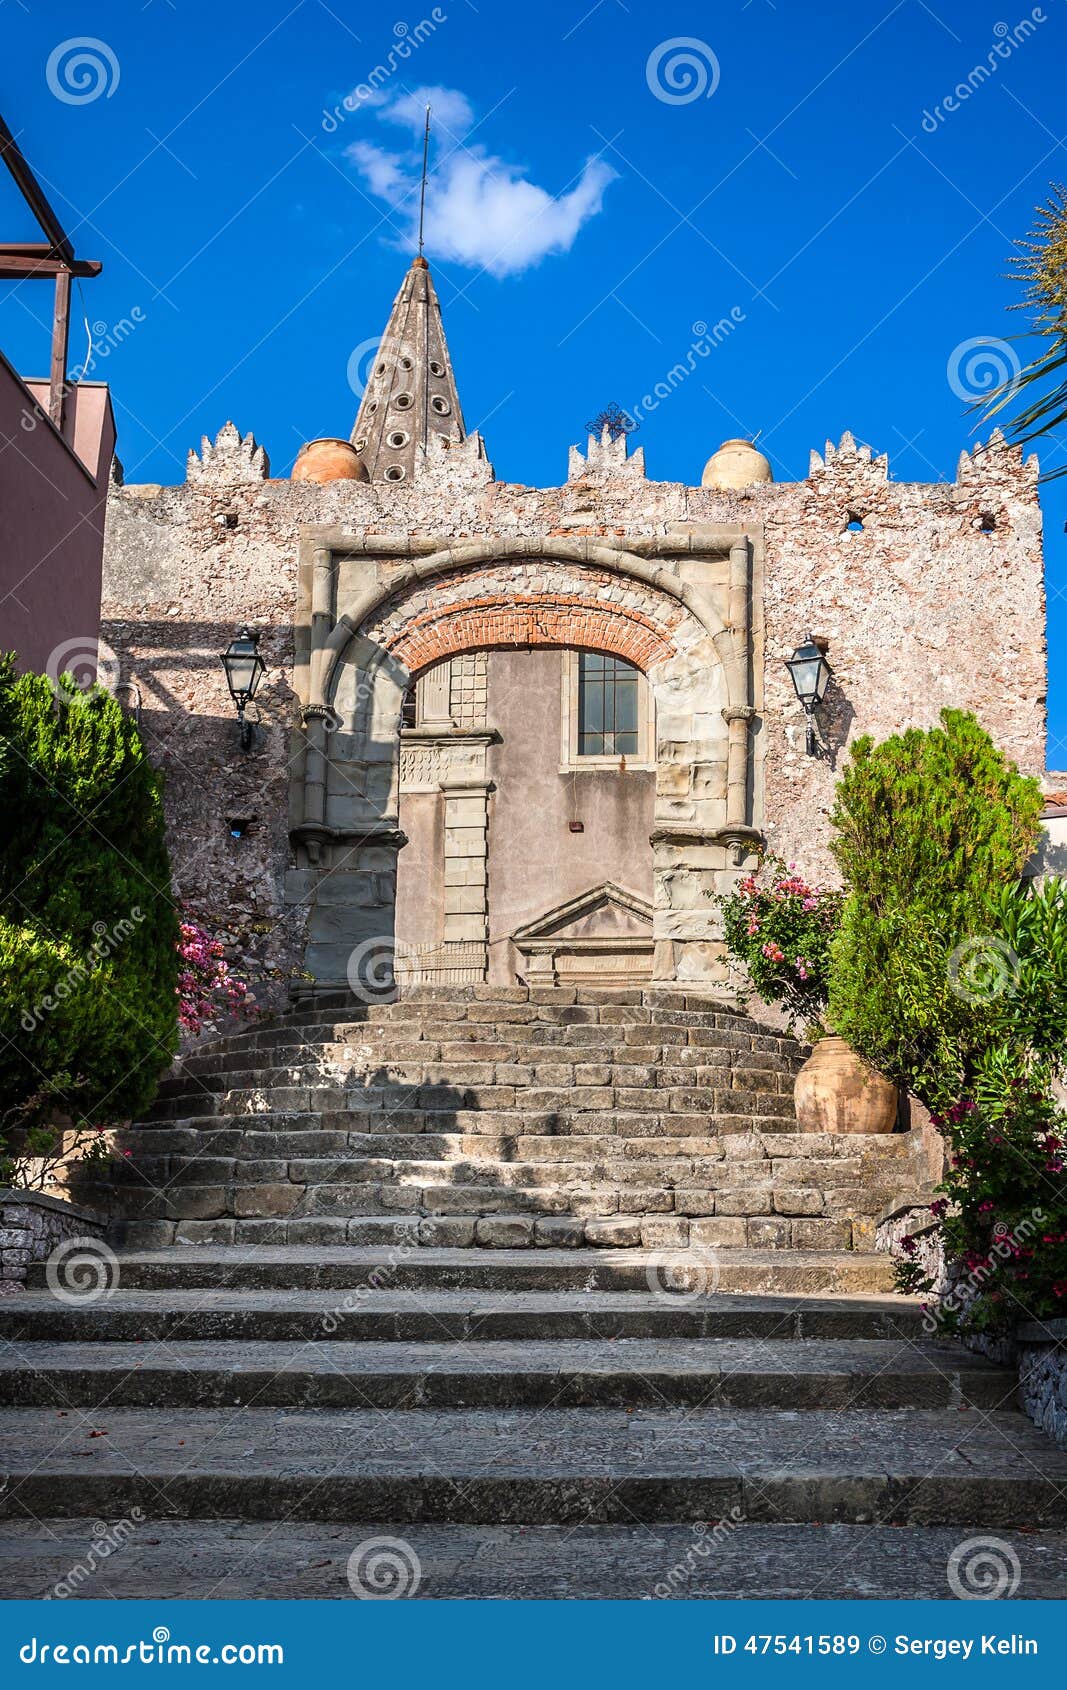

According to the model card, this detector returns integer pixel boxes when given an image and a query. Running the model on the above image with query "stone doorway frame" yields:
[287,530,764,996]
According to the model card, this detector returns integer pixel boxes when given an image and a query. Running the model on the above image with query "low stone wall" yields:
[0,1189,106,1288]
[1014,1320,1067,1447]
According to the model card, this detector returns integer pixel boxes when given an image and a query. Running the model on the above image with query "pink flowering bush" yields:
[177,912,256,1036]
[715,854,843,1038]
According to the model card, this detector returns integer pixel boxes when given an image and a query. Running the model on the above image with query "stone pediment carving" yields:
[511,884,654,986]
[512,882,653,944]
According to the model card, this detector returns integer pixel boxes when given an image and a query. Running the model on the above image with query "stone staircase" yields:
[4,985,1065,1598]
[3,1247,1067,1597]
[77,986,927,1258]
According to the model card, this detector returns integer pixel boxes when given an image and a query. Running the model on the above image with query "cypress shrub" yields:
[0,657,179,1143]
[826,708,1044,1102]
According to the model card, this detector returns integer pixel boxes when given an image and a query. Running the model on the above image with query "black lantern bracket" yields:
[220,627,267,752]
[784,634,832,757]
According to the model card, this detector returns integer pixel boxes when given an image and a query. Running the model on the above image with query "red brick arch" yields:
[361,561,690,678]
[389,591,675,674]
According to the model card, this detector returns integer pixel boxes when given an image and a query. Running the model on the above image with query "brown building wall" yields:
[484,648,655,981]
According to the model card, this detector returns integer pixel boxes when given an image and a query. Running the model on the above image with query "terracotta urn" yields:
[793,1036,897,1135]
[700,437,773,489]
[291,438,367,484]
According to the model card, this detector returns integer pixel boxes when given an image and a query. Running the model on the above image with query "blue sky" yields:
[2,0,1064,762]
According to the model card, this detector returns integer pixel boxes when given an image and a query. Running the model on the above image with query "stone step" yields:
[168,1034,801,1074]
[1,1283,921,1343]
[110,1213,884,1250]
[27,1245,896,1294]
[90,1178,899,1236]
[155,1053,798,1095]
[0,1336,1014,1411]
[2,1404,1064,1526]
[119,1106,803,1137]
[143,1084,800,1121]
[3,1518,1065,1599]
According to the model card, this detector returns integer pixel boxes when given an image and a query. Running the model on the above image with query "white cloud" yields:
[344,85,616,278]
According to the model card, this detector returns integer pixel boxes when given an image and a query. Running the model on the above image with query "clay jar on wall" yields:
[291,438,368,484]
[793,1036,898,1135]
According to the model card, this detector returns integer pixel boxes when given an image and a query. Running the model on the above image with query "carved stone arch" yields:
[289,532,759,995]
[313,536,746,715]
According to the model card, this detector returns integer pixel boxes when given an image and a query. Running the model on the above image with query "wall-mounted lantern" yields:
[220,627,266,751]
[784,634,832,756]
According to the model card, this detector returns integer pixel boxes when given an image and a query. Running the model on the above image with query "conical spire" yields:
[350,256,466,484]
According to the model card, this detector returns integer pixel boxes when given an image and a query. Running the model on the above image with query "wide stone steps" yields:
[20,1245,903,1295]
[3,1402,1064,1527]
[0,1336,1013,1411]
[5,1519,1066,1600]
[6,1239,1064,1595]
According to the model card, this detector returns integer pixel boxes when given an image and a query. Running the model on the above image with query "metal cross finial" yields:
[417,104,431,258]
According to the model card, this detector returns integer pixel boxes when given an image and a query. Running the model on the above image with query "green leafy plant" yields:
[0,657,179,1183]
[827,708,1043,1103]
[825,708,1065,1330]
[714,854,843,1038]
[981,183,1067,477]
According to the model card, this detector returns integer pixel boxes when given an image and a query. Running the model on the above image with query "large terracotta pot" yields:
[291,438,367,484]
[793,1036,897,1135]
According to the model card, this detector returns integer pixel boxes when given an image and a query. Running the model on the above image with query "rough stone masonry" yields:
[100,256,1046,1005]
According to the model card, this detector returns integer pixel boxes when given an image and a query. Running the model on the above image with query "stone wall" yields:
[0,1190,106,1288]
[100,421,1046,1005]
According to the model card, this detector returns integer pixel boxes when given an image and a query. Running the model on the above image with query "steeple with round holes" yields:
[350,256,466,484]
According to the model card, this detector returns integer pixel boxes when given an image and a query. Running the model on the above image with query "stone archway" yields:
[288,534,760,994]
